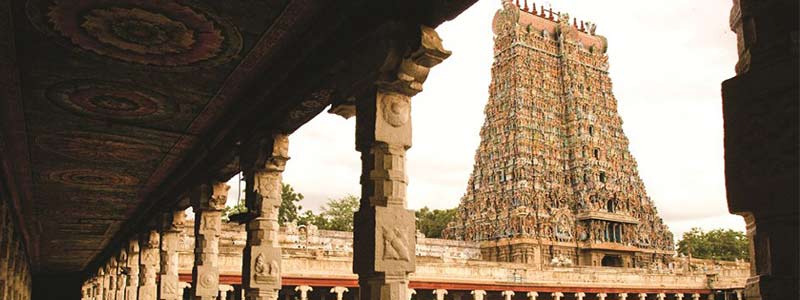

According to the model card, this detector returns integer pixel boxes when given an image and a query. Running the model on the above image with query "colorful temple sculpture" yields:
[443,1,675,268]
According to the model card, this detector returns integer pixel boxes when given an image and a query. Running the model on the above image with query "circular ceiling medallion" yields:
[47,169,140,188]
[36,131,162,163]
[27,0,242,70]
[47,80,176,122]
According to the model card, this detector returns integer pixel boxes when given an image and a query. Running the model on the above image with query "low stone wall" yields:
[175,221,748,291]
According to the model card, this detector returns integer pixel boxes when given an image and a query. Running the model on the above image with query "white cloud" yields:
[276,0,745,241]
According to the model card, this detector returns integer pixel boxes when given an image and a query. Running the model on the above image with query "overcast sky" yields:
[226,0,745,241]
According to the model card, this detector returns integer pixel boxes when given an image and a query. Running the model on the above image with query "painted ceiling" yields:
[1,0,475,275]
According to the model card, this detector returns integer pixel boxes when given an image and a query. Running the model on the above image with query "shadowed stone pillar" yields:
[191,182,228,300]
[295,286,312,300]
[125,239,139,300]
[527,291,538,300]
[159,211,185,300]
[691,294,700,300]
[241,134,289,300]
[406,289,415,300]
[722,0,799,299]
[139,230,160,300]
[352,25,450,300]
[0,203,7,299]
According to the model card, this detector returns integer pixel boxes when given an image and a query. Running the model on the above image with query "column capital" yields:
[471,290,487,300]
[527,291,539,300]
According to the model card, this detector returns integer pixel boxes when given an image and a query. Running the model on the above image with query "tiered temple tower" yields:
[442,0,675,268]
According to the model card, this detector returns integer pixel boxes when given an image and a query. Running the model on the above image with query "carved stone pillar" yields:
[330,287,349,300]
[106,261,116,300]
[722,0,799,300]
[501,290,514,300]
[241,134,288,300]
[434,289,449,300]
[619,293,628,300]
[674,294,684,300]
[551,292,563,300]
[96,267,105,300]
[527,291,538,300]
[598,293,607,300]
[351,25,450,300]
[576,292,585,300]
[159,211,185,300]
[125,239,140,300]
[638,293,647,300]
[191,182,228,300]
[139,230,160,300]
[220,284,235,299]
[178,282,191,299]
[656,293,666,300]
[294,286,313,300]
[115,250,126,300]
[470,290,486,300]
[691,293,700,300]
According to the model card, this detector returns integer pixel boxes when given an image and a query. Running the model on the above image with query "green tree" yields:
[677,227,749,261]
[315,195,360,231]
[222,182,305,225]
[415,207,456,238]
[279,183,304,225]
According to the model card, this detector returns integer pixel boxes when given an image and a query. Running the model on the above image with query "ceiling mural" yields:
[2,0,472,275]
[26,0,243,70]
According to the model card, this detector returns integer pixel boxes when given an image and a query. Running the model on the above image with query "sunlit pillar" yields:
[220,284,235,299]
[191,182,228,300]
[241,134,288,300]
[691,293,700,300]
[675,293,684,300]
[619,293,629,300]
[330,286,349,300]
[435,289,449,300]
[527,291,539,300]
[294,285,313,300]
[115,250,126,300]
[349,25,450,300]
[501,290,514,300]
[638,293,647,300]
[139,230,160,300]
[471,290,486,300]
[598,293,608,300]
[125,239,139,300]
[159,211,186,300]
[552,292,564,300]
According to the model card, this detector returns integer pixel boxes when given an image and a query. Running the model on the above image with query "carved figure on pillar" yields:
[139,230,160,300]
[159,211,185,300]
[352,25,450,300]
[241,134,289,300]
[191,182,228,300]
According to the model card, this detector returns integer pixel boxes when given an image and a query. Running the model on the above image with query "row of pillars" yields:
[0,194,31,300]
[81,25,452,300]
[413,289,722,300]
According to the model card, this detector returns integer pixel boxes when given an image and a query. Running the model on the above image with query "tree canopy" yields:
[415,207,456,238]
[676,227,749,261]
[279,183,304,225]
